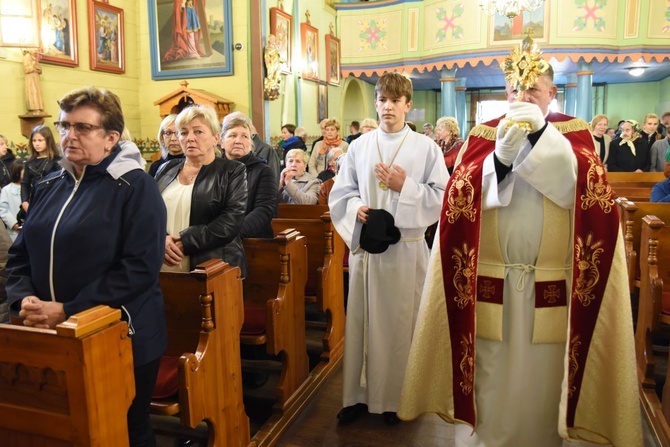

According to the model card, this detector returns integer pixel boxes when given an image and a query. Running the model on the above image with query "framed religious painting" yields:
[88,1,124,73]
[300,22,319,81]
[325,34,340,85]
[148,0,234,80]
[488,3,549,46]
[37,0,78,67]
[317,82,328,123]
[270,6,292,73]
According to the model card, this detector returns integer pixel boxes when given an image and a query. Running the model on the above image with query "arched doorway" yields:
[340,77,374,134]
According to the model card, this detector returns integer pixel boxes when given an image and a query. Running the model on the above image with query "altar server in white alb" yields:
[398,36,641,447]
[329,72,449,426]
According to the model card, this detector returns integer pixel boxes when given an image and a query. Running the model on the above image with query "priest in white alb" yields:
[398,35,642,447]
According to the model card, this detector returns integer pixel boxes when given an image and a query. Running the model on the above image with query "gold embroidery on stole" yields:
[452,243,476,309]
[580,148,615,213]
[568,335,582,398]
[459,333,474,395]
[446,163,477,224]
[574,234,604,307]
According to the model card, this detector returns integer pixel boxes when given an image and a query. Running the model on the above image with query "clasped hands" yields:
[165,234,184,267]
[19,296,65,329]
[375,162,406,192]
[495,102,545,166]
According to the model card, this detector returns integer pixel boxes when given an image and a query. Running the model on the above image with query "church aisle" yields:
[276,365,455,447]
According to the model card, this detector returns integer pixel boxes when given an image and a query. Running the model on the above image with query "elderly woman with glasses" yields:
[6,86,168,447]
[148,114,185,177]
[155,104,248,276]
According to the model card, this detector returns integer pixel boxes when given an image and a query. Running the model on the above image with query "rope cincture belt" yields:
[479,262,571,292]
[360,234,426,388]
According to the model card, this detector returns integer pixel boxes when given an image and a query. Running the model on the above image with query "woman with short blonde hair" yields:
[590,114,610,164]
[435,116,463,174]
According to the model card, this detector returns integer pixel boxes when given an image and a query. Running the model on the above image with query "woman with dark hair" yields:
[155,104,248,276]
[7,86,168,447]
[279,123,306,159]
[21,125,61,212]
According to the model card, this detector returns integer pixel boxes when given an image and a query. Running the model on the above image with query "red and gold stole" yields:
[439,112,618,427]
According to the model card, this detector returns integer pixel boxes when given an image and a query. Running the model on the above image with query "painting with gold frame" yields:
[300,22,319,81]
[325,34,340,86]
[37,0,78,67]
[88,0,124,74]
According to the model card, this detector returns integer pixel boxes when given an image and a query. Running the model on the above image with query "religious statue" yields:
[502,29,549,130]
[23,50,44,114]
[264,34,284,100]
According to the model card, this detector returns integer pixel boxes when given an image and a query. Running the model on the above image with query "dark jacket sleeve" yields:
[641,141,651,172]
[62,173,167,317]
[20,162,36,203]
[180,162,248,254]
[241,164,278,239]
[606,140,622,172]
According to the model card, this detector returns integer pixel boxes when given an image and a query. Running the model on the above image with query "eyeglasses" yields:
[54,121,104,136]
[162,131,178,138]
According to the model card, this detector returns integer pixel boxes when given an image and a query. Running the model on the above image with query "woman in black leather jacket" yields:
[155,105,249,277]
[221,115,277,238]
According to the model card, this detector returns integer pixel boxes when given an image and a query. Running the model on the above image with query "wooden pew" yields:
[608,171,664,203]
[271,204,345,364]
[635,215,670,447]
[0,305,135,446]
[620,201,670,294]
[151,259,251,447]
[242,229,310,411]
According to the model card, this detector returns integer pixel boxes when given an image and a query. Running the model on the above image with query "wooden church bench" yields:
[272,204,345,363]
[621,201,670,294]
[242,229,310,411]
[151,259,251,447]
[634,215,670,447]
[608,171,664,203]
[0,305,134,446]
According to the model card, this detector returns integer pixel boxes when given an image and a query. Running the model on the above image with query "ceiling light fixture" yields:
[478,0,545,19]
[627,66,647,77]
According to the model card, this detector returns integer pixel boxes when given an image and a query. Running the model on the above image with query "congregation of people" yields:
[0,69,666,447]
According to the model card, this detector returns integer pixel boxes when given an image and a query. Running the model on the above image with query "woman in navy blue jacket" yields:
[6,86,168,447]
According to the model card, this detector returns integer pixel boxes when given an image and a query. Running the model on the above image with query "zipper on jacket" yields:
[48,167,85,302]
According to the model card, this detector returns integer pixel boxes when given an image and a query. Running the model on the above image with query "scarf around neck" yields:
[319,135,342,155]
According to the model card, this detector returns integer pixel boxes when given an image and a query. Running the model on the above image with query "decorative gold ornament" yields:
[502,29,549,131]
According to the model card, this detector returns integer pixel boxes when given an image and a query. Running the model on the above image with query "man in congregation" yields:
[650,123,670,173]
[398,35,641,447]
[329,72,448,425]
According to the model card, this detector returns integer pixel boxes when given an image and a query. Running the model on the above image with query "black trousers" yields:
[128,358,160,447]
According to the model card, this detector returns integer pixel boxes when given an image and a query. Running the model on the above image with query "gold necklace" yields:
[376,127,410,190]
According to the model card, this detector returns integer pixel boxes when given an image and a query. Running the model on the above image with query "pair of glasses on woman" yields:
[54,121,104,136]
